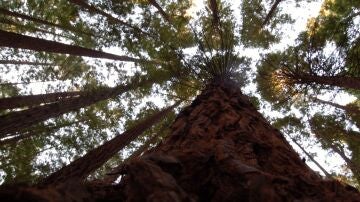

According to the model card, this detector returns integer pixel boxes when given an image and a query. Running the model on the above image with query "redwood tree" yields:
[0,0,360,200]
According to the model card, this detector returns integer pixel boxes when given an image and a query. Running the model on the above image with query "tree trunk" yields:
[0,78,152,137]
[312,97,360,115]
[0,30,147,63]
[330,144,360,183]
[0,7,93,36]
[298,74,360,90]
[69,0,149,36]
[0,59,52,66]
[0,79,359,201]
[101,132,160,184]
[119,79,359,201]
[0,91,81,110]
[40,102,179,185]
[289,136,332,178]
[262,0,282,28]
[148,0,171,23]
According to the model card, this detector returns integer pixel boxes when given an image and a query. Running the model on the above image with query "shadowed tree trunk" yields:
[68,0,149,36]
[0,91,81,110]
[0,77,154,137]
[101,131,161,184]
[312,97,360,115]
[289,136,332,178]
[119,78,359,201]
[0,79,359,201]
[148,0,171,23]
[0,8,93,36]
[41,102,179,185]
[0,30,147,63]
[297,74,360,90]
[0,59,52,66]
[262,0,282,28]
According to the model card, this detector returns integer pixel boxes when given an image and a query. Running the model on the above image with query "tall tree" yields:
[0,0,360,200]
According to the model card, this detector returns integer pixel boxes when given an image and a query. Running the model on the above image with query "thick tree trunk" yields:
[119,79,359,201]
[40,102,179,185]
[0,91,81,110]
[0,30,146,63]
[0,79,359,201]
[0,78,152,137]
[297,74,360,90]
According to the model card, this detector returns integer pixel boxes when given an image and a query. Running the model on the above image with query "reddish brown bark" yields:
[0,30,145,63]
[101,132,160,184]
[40,102,179,185]
[118,79,360,201]
[0,79,359,201]
[0,91,81,110]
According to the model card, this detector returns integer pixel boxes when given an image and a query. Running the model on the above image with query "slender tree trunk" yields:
[101,132,160,184]
[0,78,153,137]
[289,136,332,178]
[312,97,360,115]
[297,74,360,90]
[148,0,171,23]
[330,144,360,183]
[0,120,82,146]
[0,59,52,66]
[0,91,81,110]
[262,0,282,28]
[0,30,147,63]
[68,0,149,36]
[40,102,179,185]
[118,79,359,201]
[0,7,93,36]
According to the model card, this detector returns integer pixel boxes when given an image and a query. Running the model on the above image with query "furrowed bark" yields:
[0,78,153,137]
[40,102,180,185]
[0,7,92,36]
[0,91,81,110]
[0,30,146,63]
[101,132,160,184]
[118,78,360,201]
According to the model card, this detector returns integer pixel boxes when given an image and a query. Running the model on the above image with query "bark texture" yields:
[0,79,359,201]
[40,102,179,185]
[119,79,360,201]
